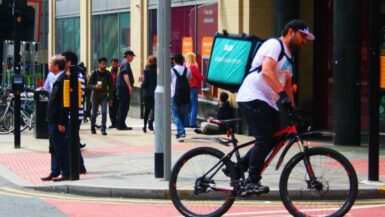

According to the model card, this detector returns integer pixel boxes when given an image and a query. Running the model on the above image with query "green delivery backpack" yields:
[206,31,286,93]
[206,32,259,92]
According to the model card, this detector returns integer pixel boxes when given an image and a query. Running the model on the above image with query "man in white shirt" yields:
[171,54,192,140]
[236,19,315,194]
[43,56,62,94]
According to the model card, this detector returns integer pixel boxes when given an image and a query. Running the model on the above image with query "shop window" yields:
[148,2,218,98]
[55,17,80,58]
[92,12,130,69]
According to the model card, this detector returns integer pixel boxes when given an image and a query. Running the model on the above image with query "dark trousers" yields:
[48,121,70,177]
[238,100,281,180]
[91,96,108,130]
[143,96,154,127]
[109,91,119,127]
[48,122,60,177]
[117,87,131,128]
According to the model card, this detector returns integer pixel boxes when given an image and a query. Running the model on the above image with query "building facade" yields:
[48,0,385,143]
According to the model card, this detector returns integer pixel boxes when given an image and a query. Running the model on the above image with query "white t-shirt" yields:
[236,39,293,110]
[171,65,192,98]
[43,71,60,94]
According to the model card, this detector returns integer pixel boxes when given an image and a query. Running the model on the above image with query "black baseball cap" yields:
[124,50,136,57]
[285,19,315,41]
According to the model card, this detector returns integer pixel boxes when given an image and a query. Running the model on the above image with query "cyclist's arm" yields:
[261,57,284,93]
[284,76,295,107]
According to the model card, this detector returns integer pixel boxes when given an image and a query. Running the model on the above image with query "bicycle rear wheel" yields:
[279,147,358,217]
[169,147,237,217]
[0,111,29,134]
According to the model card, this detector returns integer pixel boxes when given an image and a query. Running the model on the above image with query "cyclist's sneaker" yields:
[243,179,269,195]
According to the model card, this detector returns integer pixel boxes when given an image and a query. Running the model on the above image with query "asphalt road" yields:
[0,174,385,217]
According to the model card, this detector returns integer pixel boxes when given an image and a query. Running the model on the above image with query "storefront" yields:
[148,0,218,96]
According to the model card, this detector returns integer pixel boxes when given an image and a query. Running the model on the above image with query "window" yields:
[148,3,218,97]
[92,12,130,69]
[55,17,80,57]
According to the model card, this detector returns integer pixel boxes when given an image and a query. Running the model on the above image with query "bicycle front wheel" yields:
[279,147,358,217]
[169,147,237,217]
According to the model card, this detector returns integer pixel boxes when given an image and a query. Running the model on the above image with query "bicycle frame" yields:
[199,123,314,185]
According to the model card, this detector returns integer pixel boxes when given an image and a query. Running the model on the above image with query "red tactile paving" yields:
[349,158,385,178]
[0,152,91,184]
[0,152,51,184]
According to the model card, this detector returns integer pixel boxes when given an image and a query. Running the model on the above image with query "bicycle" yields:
[0,91,34,134]
[169,111,358,217]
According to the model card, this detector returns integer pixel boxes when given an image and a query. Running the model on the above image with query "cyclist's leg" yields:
[239,100,279,193]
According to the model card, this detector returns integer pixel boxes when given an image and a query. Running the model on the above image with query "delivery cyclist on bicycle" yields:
[236,19,315,194]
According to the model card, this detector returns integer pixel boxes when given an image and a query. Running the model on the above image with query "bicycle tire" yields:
[169,147,237,217]
[0,111,29,134]
[279,147,358,217]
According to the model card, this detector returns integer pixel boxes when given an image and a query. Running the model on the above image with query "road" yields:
[0,175,384,217]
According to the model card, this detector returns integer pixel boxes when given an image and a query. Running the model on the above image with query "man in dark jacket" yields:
[41,55,70,182]
[108,58,119,128]
[194,92,233,135]
[88,57,113,135]
[116,50,135,130]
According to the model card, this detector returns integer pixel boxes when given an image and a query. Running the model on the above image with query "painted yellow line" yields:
[378,186,385,197]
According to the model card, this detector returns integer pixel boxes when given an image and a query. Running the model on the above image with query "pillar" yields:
[333,0,361,146]
[80,0,92,75]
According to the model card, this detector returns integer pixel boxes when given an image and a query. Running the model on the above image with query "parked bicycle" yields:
[0,90,34,134]
[169,111,358,217]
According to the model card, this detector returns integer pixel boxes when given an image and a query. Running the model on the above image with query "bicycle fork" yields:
[298,139,321,190]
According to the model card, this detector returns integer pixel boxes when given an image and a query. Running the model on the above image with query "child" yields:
[194,92,233,135]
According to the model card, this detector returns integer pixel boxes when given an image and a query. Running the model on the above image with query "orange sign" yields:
[201,37,213,57]
[182,37,193,55]
[381,56,385,89]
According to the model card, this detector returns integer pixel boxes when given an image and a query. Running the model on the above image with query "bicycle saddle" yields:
[209,118,241,129]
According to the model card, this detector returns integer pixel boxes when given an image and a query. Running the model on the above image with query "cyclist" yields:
[236,19,315,194]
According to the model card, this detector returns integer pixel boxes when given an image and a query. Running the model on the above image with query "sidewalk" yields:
[0,117,384,200]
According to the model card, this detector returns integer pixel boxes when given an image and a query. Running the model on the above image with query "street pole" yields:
[154,0,171,179]
[368,0,380,182]
[69,65,80,180]
[12,0,25,149]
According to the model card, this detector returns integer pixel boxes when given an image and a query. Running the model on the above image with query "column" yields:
[80,0,92,75]
[333,0,361,146]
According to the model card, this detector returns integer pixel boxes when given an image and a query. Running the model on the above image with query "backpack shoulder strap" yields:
[276,38,285,62]
[172,68,180,77]
[182,67,187,77]
[249,38,286,73]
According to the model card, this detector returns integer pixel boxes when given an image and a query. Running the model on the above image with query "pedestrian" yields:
[88,57,113,135]
[41,55,70,182]
[184,52,205,128]
[62,51,87,174]
[141,55,157,133]
[116,50,135,130]
[194,92,233,135]
[108,58,120,129]
[43,56,61,94]
[236,19,314,194]
[171,54,192,140]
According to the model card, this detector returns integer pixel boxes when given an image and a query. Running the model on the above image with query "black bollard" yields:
[69,65,80,180]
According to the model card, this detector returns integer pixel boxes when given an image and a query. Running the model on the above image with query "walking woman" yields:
[185,52,205,128]
[142,55,157,132]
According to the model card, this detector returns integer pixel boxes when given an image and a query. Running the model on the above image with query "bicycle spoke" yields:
[280,147,357,217]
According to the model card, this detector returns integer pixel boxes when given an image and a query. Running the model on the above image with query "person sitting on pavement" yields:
[194,92,233,135]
